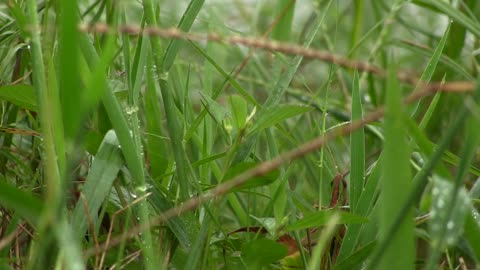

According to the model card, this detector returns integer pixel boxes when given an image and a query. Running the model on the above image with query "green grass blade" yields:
[163,0,205,71]
[463,208,480,262]
[79,28,156,270]
[0,84,37,112]
[25,0,68,267]
[144,51,169,178]
[350,70,364,212]
[413,0,480,38]
[71,130,123,237]
[58,0,80,139]
[336,155,382,262]
[426,115,480,269]
[411,22,450,119]
[367,76,480,270]
[184,214,211,269]
[271,0,295,41]
[0,176,43,224]
[263,0,333,109]
[378,64,414,270]
[350,0,365,57]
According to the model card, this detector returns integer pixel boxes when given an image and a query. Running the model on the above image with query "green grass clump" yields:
[1,1,480,269]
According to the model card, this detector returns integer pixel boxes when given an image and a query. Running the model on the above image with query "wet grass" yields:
[1,0,480,269]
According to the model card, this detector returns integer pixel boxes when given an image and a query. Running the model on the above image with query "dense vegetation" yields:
[1,0,480,269]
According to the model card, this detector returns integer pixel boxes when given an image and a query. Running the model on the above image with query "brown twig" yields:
[78,23,476,93]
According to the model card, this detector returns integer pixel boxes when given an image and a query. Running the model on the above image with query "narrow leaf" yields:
[350,70,365,212]
[0,84,37,112]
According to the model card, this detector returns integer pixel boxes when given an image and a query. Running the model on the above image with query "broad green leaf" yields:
[429,178,470,248]
[200,92,231,126]
[71,130,123,237]
[426,115,480,269]
[222,162,280,191]
[0,176,43,224]
[283,210,368,232]
[464,209,480,262]
[271,0,295,41]
[242,239,288,269]
[229,94,248,131]
[0,84,37,112]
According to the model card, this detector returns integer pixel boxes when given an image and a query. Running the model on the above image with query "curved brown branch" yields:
[78,23,475,93]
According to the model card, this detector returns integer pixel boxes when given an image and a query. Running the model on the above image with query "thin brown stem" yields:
[78,23,475,93]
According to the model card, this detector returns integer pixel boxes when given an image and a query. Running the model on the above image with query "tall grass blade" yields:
[378,64,414,270]
[350,70,364,212]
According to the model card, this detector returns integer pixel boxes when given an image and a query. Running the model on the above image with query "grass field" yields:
[1,0,480,269]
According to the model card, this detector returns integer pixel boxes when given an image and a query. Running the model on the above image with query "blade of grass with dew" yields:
[144,49,170,179]
[463,208,480,261]
[350,70,364,213]
[367,76,480,270]
[426,178,471,270]
[425,115,480,270]
[378,64,415,270]
[79,30,156,270]
[143,0,206,201]
[71,130,122,237]
[126,18,163,267]
[24,0,74,268]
